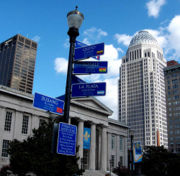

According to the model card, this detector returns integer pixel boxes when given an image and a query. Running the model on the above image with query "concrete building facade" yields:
[119,31,168,148]
[164,60,180,153]
[0,86,128,172]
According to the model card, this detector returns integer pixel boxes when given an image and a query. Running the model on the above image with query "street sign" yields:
[75,41,100,60]
[75,40,87,48]
[57,122,77,156]
[73,61,108,74]
[74,43,104,61]
[72,75,86,84]
[71,82,106,97]
[33,92,64,115]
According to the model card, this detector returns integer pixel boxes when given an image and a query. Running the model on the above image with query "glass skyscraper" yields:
[119,31,168,148]
[0,34,37,94]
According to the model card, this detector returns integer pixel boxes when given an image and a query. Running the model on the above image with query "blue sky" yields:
[0,0,180,119]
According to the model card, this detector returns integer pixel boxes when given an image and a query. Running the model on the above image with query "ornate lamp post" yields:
[64,7,84,123]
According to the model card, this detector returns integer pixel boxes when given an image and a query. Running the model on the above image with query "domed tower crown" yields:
[129,30,158,48]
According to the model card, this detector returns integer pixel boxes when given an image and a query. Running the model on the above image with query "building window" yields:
[119,136,123,151]
[111,135,115,149]
[1,140,10,157]
[119,156,123,166]
[4,111,12,131]
[22,115,29,134]
[39,119,46,127]
[111,155,115,168]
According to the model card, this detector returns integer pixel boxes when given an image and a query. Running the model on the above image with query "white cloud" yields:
[82,38,91,45]
[146,0,166,18]
[102,45,121,77]
[117,47,124,53]
[145,15,180,59]
[114,14,180,60]
[103,45,118,61]
[98,78,119,120]
[114,34,132,46]
[83,27,108,42]
[145,29,168,48]
[64,38,69,48]
[167,15,180,58]
[54,57,68,74]
[79,44,121,120]
[32,35,40,43]
[79,44,121,79]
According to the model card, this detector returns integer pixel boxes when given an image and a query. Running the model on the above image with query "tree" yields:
[142,146,180,176]
[113,165,130,176]
[0,120,83,176]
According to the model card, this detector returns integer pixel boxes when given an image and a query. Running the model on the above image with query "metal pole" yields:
[63,27,79,123]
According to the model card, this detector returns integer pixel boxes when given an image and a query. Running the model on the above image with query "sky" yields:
[0,0,180,119]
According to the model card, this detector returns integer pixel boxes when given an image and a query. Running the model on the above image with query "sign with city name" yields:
[74,42,104,61]
[71,82,106,98]
[75,41,100,60]
[33,92,64,115]
[73,61,108,74]
[57,123,77,156]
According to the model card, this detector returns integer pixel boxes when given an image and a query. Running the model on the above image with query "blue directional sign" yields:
[72,75,86,84]
[75,40,87,48]
[71,82,106,97]
[57,123,77,156]
[74,43,104,61]
[33,93,64,115]
[73,61,108,74]
[75,41,100,60]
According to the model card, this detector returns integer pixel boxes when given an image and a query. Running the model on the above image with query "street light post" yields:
[64,7,84,123]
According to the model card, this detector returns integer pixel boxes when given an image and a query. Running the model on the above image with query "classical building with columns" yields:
[0,85,128,172]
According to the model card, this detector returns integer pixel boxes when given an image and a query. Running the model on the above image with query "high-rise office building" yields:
[119,31,168,148]
[164,60,180,153]
[0,34,37,94]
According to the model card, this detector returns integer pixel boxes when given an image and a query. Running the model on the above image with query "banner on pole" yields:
[133,142,142,163]
[83,128,91,149]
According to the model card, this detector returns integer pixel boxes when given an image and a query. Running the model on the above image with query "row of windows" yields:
[2,118,46,158]
[111,135,124,152]
[4,111,29,134]
[18,36,37,49]
[110,155,123,168]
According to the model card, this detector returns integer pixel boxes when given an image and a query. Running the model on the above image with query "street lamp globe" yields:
[67,6,84,30]
[63,7,84,123]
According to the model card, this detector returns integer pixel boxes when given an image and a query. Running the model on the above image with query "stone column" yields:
[98,128,102,170]
[77,119,84,169]
[107,132,111,170]
[89,123,96,170]
[101,126,107,171]
[0,107,6,140]
[124,137,128,167]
